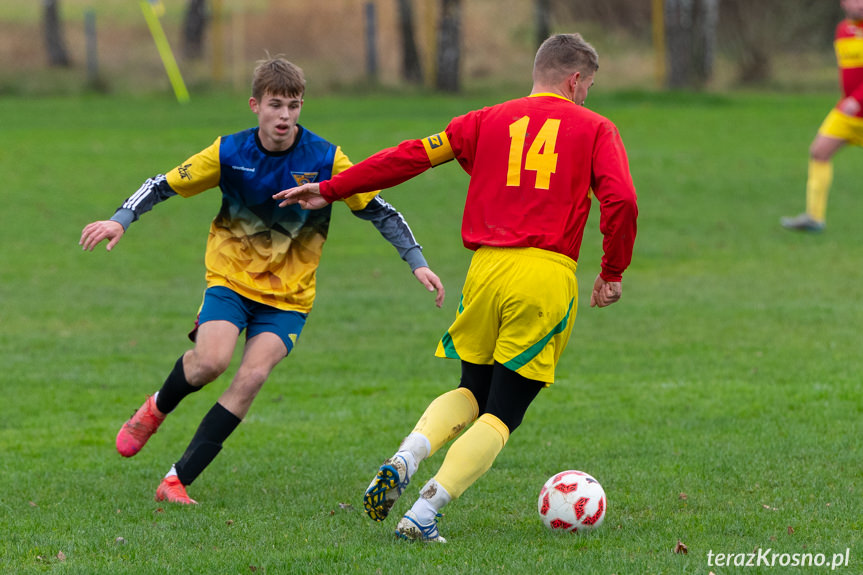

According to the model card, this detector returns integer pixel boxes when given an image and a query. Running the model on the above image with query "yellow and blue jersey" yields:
[111,126,426,312]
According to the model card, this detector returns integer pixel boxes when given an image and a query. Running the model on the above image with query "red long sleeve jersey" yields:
[835,18,863,115]
[320,93,638,281]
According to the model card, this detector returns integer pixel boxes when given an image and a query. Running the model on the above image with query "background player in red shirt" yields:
[275,33,638,542]
[782,0,863,231]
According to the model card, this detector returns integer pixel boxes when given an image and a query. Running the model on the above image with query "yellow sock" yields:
[806,159,833,223]
[412,388,479,456]
[433,413,510,499]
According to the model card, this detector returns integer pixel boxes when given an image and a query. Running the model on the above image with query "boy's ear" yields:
[249,97,259,113]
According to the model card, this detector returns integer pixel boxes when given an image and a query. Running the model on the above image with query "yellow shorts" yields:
[818,108,863,146]
[435,246,578,384]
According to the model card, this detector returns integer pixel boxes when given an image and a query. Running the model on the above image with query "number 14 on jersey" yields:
[507,116,561,190]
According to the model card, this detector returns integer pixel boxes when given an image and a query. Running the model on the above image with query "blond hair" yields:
[533,34,599,85]
[251,57,305,101]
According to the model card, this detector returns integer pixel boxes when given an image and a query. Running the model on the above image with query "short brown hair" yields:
[251,57,305,101]
[533,34,599,85]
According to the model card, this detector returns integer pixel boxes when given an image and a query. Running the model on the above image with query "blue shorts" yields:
[190,286,307,354]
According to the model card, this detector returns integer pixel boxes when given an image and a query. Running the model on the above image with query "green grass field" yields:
[1,88,861,574]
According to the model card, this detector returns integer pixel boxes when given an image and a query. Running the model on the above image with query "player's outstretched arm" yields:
[589,274,621,308]
[79,220,125,252]
[413,266,445,308]
[273,183,328,210]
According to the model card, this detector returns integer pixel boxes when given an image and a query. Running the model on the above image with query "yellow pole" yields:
[140,0,190,103]
[652,0,667,89]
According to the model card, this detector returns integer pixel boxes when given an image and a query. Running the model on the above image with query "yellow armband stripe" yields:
[836,37,863,68]
[422,131,455,167]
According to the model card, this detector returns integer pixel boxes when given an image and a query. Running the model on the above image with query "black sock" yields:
[155,356,200,414]
[175,402,242,486]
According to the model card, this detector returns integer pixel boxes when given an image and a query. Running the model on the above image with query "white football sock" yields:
[402,432,431,459]
[398,432,431,473]
[410,478,452,523]
[395,450,418,479]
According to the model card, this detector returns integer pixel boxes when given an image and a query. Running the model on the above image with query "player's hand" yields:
[839,96,861,116]
[79,220,125,252]
[273,183,329,210]
[589,274,621,308]
[413,266,445,308]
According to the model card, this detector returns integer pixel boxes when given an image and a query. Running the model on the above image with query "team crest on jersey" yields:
[292,172,319,185]
[177,163,193,180]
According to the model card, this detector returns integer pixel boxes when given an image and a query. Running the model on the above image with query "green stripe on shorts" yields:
[502,298,574,372]
[438,295,465,359]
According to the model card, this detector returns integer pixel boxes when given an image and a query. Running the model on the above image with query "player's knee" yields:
[483,365,545,434]
[487,410,522,434]
[809,139,838,162]
[187,353,231,384]
[809,148,829,162]
[495,414,518,433]
[483,392,531,433]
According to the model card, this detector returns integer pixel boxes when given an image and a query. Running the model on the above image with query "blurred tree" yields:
[558,0,652,39]
[536,0,551,48]
[719,0,842,84]
[664,0,692,88]
[183,0,209,60]
[558,0,841,87]
[436,0,462,92]
[690,0,718,86]
[43,0,70,67]
[664,0,718,89]
[397,0,424,84]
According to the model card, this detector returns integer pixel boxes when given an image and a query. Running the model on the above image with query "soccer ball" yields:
[537,470,606,533]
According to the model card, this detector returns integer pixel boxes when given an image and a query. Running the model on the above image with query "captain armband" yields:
[421,131,455,167]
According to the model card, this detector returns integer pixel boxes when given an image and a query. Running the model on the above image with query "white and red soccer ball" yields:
[537,470,606,533]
